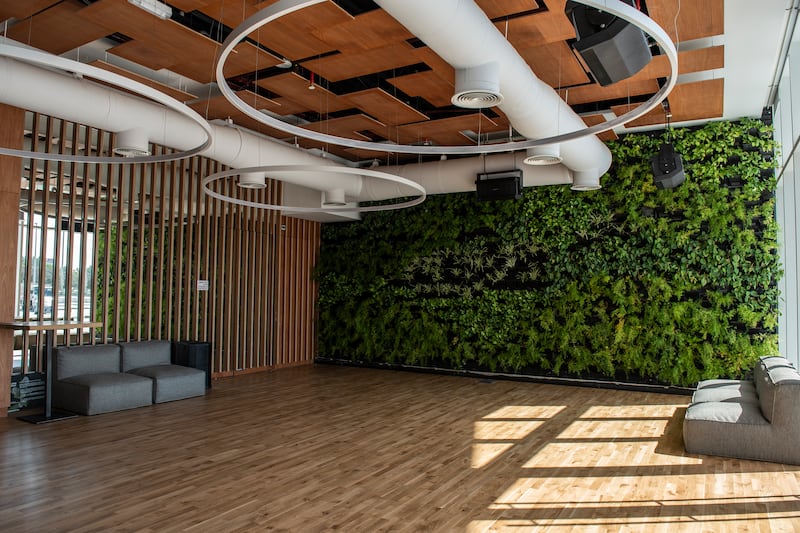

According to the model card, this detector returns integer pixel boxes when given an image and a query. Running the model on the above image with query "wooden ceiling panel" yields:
[79,0,279,83]
[501,1,575,48]
[611,79,724,127]
[6,1,109,55]
[344,88,429,127]
[303,42,420,82]
[189,90,282,120]
[581,113,618,142]
[186,0,274,30]
[242,1,349,60]
[300,114,387,141]
[412,48,455,82]
[561,79,660,106]
[519,41,590,88]
[257,72,352,114]
[0,0,59,21]
[107,40,176,71]
[648,0,723,43]
[396,113,504,146]
[388,71,455,108]
[476,0,541,20]
[631,46,725,81]
[88,60,198,102]
[312,9,414,53]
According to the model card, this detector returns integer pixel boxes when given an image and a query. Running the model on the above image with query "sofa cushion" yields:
[52,372,153,415]
[127,364,206,403]
[120,340,171,372]
[692,384,759,405]
[756,364,800,423]
[55,344,121,380]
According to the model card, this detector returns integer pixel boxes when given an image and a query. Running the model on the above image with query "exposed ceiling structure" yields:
[0,0,792,214]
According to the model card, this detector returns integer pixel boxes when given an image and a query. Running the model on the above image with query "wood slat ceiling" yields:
[0,0,729,163]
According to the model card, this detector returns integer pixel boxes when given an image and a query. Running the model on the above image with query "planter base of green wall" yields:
[315,357,694,396]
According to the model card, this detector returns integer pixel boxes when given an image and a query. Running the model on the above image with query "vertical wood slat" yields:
[191,158,205,341]
[156,150,168,341]
[134,162,146,341]
[144,145,157,340]
[90,127,108,345]
[182,157,195,341]
[66,121,80,329]
[165,159,177,341]
[78,125,92,342]
[113,163,125,343]
[124,164,135,340]
[101,139,115,343]
[52,121,66,329]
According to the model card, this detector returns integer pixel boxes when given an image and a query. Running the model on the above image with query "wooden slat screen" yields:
[13,112,320,380]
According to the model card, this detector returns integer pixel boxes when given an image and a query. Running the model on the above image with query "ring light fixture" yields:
[0,41,213,164]
[215,0,678,155]
[202,165,427,213]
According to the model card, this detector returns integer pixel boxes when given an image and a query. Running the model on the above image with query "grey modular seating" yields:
[53,340,206,415]
[683,355,800,465]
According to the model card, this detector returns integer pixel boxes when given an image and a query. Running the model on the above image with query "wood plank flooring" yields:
[1,365,799,532]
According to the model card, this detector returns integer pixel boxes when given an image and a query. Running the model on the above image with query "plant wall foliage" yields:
[316,119,781,387]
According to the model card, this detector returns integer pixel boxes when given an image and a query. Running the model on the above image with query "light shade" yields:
[113,128,150,157]
[128,0,173,20]
[523,145,562,165]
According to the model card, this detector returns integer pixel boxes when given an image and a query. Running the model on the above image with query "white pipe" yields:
[374,0,612,183]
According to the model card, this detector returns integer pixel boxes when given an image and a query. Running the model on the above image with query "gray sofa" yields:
[53,340,206,415]
[683,355,800,465]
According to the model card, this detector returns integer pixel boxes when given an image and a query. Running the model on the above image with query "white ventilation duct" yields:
[374,0,612,187]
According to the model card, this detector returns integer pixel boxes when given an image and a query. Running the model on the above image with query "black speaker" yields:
[566,0,652,87]
[476,170,522,201]
[173,341,212,389]
[651,143,685,189]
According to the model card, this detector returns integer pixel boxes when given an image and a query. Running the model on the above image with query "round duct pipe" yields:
[523,145,562,166]
[570,170,602,191]
[113,127,150,157]
[452,62,503,108]
[238,171,267,189]
[322,188,347,206]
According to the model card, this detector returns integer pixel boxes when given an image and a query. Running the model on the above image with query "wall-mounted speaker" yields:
[476,170,522,201]
[565,0,652,87]
[651,143,685,189]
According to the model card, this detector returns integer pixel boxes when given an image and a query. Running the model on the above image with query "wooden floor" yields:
[1,365,799,532]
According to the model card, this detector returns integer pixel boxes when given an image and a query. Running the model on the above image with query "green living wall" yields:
[316,119,780,387]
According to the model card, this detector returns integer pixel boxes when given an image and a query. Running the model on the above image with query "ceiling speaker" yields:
[566,0,652,87]
[476,170,522,201]
[650,143,685,189]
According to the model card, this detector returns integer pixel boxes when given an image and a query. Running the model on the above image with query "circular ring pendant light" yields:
[0,42,214,164]
[202,165,426,212]
[214,0,678,156]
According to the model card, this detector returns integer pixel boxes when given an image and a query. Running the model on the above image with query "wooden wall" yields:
[3,112,320,413]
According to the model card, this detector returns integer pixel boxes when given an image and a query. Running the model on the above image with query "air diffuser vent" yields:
[452,62,503,109]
